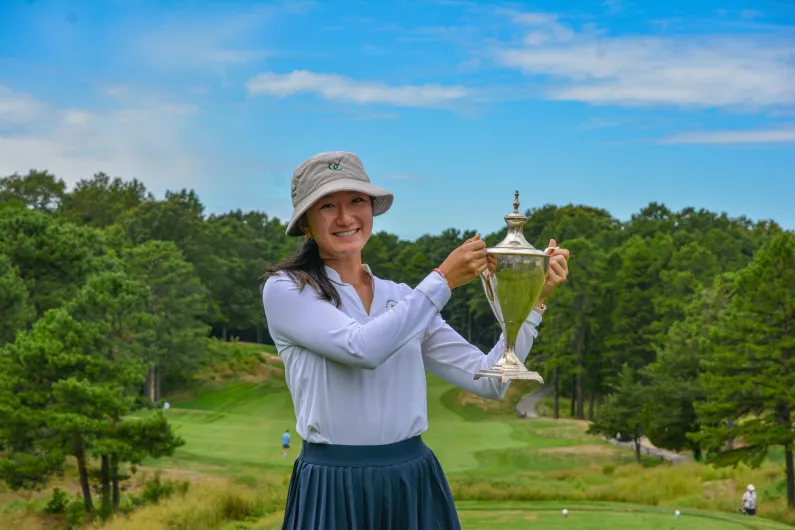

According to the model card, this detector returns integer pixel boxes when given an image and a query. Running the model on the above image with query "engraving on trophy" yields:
[475,191,550,384]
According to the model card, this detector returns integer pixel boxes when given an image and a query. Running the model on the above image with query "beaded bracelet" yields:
[433,268,453,289]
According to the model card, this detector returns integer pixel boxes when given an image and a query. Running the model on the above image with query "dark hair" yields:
[264,194,378,308]
[264,237,342,308]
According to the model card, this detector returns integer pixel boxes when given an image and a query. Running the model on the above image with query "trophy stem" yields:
[493,344,524,369]
[474,343,545,384]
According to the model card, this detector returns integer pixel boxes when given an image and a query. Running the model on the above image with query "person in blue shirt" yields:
[262,151,569,529]
[281,429,291,458]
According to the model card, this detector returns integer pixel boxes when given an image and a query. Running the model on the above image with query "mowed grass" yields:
[129,347,792,528]
[456,501,793,530]
[139,368,603,478]
[139,379,298,473]
[131,343,298,474]
[246,501,792,530]
[3,341,793,528]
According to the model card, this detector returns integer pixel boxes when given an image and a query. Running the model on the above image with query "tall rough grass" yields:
[450,460,795,525]
[95,477,285,530]
[5,456,791,528]
[88,460,795,528]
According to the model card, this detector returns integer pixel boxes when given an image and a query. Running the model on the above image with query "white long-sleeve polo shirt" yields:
[262,266,543,446]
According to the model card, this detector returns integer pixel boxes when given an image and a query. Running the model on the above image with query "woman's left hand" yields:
[538,238,569,304]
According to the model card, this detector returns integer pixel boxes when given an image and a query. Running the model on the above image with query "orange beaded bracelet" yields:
[433,268,453,289]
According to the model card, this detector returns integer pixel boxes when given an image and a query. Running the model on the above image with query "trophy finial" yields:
[500,189,536,249]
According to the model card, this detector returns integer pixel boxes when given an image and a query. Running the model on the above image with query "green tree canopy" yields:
[692,233,795,508]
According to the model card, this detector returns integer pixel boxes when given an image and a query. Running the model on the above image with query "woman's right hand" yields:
[437,235,488,289]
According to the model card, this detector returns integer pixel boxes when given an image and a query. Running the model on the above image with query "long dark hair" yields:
[263,237,342,308]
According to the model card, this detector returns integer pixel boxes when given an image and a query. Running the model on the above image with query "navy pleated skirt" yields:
[281,436,461,530]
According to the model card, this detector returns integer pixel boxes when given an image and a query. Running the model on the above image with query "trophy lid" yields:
[488,191,546,256]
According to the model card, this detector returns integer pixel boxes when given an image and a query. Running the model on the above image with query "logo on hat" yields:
[328,160,342,171]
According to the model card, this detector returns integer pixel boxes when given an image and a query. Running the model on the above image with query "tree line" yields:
[0,169,793,511]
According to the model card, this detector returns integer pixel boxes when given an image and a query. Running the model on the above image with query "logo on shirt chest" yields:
[385,298,398,310]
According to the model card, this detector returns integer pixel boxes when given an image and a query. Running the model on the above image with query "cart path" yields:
[514,387,692,464]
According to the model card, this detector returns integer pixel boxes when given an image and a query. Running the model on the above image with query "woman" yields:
[262,151,569,529]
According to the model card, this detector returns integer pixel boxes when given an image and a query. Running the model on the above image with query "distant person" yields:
[262,151,569,529]
[742,484,757,516]
[282,429,291,458]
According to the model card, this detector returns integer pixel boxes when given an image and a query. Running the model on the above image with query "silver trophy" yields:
[474,191,549,384]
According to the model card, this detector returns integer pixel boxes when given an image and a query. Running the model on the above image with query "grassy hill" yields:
[127,342,792,528]
[1,341,792,529]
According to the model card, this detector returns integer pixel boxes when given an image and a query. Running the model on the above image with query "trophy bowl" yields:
[474,191,549,384]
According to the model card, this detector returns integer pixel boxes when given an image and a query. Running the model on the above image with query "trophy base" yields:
[474,367,545,384]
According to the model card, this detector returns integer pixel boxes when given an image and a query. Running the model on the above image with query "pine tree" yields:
[644,274,734,460]
[692,233,795,508]
[0,268,184,512]
[587,364,650,463]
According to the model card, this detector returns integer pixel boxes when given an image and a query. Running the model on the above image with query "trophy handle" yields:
[480,257,495,303]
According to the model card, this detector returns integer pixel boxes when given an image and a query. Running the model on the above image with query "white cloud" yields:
[0,87,48,128]
[131,4,278,71]
[661,126,795,144]
[0,86,203,193]
[603,0,626,14]
[246,70,468,108]
[492,10,795,110]
[494,8,581,45]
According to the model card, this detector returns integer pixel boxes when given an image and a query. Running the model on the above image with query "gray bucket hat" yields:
[285,151,394,237]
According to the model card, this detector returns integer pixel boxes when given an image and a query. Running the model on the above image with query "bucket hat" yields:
[285,151,393,237]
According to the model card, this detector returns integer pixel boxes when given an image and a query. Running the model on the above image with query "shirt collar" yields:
[324,264,374,285]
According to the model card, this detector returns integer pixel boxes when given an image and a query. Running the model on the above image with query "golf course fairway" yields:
[246,501,791,530]
[117,349,792,529]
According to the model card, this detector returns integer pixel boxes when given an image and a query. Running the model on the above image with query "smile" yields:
[334,229,359,237]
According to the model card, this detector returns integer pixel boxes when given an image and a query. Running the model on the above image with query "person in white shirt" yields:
[261,151,569,530]
[742,484,757,515]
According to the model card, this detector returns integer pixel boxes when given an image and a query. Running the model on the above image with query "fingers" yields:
[549,259,566,278]
[469,237,488,275]
[546,270,564,285]
[465,239,486,251]
[546,266,561,280]
[546,247,570,263]
[553,247,570,261]
[465,237,487,259]
[545,238,570,262]
[546,254,568,288]
[552,253,568,272]
[484,254,496,276]
[548,259,565,277]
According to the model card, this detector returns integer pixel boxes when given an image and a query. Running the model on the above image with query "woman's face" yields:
[302,190,373,259]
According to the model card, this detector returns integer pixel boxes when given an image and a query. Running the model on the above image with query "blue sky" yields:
[1,0,794,240]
